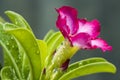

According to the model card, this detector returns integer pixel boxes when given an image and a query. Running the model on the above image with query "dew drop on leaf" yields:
[18,55,22,60]
[12,45,15,48]
[11,37,14,40]
[22,73,25,79]
[6,42,10,45]
[15,19,18,25]
[34,42,37,47]
[79,62,82,66]
[36,50,40,55]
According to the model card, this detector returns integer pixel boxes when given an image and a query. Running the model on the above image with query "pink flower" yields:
[56,6,112,52]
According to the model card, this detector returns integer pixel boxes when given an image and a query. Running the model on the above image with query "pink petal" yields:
[56,6,78,35]
[56,16,70,38]
[70,33,91,49]
[90,38,112,52]
[77,19,100,38]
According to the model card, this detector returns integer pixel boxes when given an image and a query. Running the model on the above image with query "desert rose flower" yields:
[56,6,112,52]
[51,6,112,71]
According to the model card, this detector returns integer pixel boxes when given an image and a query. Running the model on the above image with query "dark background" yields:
[0,0,120,80]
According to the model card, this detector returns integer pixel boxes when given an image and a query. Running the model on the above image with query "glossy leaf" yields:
[59,57,116,80]
[43,30,55,42]
[18,43,30,79]
[4,23,18,29]
[5,11,32,30]
[0,66,18,80]
[5,28,41,80]
[4,22,30,79]
[0,10,117,80]
[37,40,48,69]
[0,17,5,23]
[47,31,64,55]
[67,57,107,71]
[1,22,30,79]
[0,23,22,79]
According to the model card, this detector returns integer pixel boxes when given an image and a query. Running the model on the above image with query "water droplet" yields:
[18,55,22,60]
[6,42,10,45]
[53,68,57,73]
[12,45,15,48]
[57,57,60,61]
[11,37,14,40]
[15,19,19,25]
[34,42,37,47]
[36,50,40,55]
[22,73,25,79]
[79,62,82,65]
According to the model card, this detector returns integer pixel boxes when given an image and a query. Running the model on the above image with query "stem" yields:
[45,63,54,80]
[50,69,63,80]
[45,40,79,80]
[52,40,79,68]
[39,68,46,80]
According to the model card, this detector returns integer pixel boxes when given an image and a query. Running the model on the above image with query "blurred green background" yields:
[0,0,119,80]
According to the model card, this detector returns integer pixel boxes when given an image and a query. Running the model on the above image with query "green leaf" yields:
[0,22,30,80]
[4,22,18,29]
[0,23,22,79]
[6,28,41,80]
[0,17,6,23]
[46,31,64,66]
[59,57,116,80]
[37,40,48,80]
[5,11,32,30]
[37,40,48,69]
[67,57,107,71]
[43,30,55,42]
[0,66,18,80]
[18,42,30,79]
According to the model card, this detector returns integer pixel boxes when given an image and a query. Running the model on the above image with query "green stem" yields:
[50,69,63,80]
[52,40,79,69]
[39,68,46,80]
[45,64,55,80]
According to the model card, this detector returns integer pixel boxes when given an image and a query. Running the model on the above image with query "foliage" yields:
[0,11,116,80]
